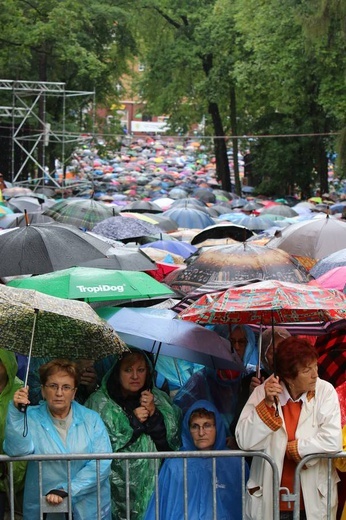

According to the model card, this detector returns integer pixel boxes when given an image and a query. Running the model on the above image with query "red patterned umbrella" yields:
[178,280,346,326]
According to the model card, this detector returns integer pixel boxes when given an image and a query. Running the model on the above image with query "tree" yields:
[128,0,240,191]
[232,0,342,195]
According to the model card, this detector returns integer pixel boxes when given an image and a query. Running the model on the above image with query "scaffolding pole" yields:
[0,79,94,186]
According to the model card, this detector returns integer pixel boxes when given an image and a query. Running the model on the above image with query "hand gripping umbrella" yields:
[0,285,127,411]
[178,279,346,414]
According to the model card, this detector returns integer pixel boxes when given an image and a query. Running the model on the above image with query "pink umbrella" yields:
[336,381,346,425]
[309,266,346,291]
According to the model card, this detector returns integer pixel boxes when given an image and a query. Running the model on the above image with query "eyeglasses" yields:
[230,338,247,346]
[190,422,215,433]
[44,383,76,393]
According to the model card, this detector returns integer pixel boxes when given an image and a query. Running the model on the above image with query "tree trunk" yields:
[208,101,231,191]
[314,136,329,194]
[230,86,241,195]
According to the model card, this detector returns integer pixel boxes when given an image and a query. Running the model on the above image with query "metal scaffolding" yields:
[0,80,95,186]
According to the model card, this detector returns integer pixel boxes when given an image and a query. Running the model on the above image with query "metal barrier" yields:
[288,452,346,520]
[0,450,344,519]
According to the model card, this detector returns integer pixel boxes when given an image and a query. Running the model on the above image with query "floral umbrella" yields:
[178,279,346,326]
[164,243,312,296]
[92,216,160,242]
[0,284,127,360]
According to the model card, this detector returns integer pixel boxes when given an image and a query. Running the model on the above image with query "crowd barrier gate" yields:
[0,450,344,519]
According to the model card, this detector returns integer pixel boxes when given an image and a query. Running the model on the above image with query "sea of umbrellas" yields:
[0,136,345,403]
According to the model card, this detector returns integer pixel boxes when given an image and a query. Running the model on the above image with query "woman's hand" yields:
[140,390,155,416]
[250,376,264,394]
[13,387,30,409]
[133,406,150,423]
[79,366,98,393]
[264,375,282,407]
[46,493,64,505]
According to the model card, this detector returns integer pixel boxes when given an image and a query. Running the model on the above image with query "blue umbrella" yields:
[163,207,215,229]
[140,240,197,259]
[97,307,244,370]
[330,202,346,214]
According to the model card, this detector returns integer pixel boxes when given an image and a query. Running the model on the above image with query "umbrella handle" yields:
[257,324,263,379]
[18,309,38,414]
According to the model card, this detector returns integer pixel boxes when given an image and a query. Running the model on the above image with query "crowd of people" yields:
[0,322,344,520]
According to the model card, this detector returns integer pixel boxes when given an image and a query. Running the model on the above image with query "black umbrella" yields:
[0,223,111,277]
[191,223,254,245]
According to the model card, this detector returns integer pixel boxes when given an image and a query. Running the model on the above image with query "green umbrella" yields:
[0,284,126,360]
[8,267,175,302]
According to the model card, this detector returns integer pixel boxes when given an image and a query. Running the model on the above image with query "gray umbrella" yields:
[92,216,161,242]
[8,213,55,228]
[261,205,298,218]
[0,223,111,277]
[121,201,162,214]
[77,246,157,271]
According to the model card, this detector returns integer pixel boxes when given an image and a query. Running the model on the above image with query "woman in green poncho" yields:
[85,349,182,520]
[0,348,26,518]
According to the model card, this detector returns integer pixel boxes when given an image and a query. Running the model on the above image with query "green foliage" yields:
[0,0,135,96]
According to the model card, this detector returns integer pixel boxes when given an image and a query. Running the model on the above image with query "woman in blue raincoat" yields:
[4,359,112,520]
[144,399,248,520]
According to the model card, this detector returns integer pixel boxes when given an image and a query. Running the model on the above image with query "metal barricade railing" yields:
[3,450,344,519]
[278,451,346,520]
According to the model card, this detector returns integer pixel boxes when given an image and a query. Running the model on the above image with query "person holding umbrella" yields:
[236,337,342,520]
[85,348,182,520]
[4,359,112,520]
[0,349,26,519]
[173,325,258,432]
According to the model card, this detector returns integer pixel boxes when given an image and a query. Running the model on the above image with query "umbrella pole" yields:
[18,309,38,413]
[271,313,279,417]
[153,342,162,369]
[257,323,263,379]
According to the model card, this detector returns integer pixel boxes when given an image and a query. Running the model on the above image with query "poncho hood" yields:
[181,399,226,451]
